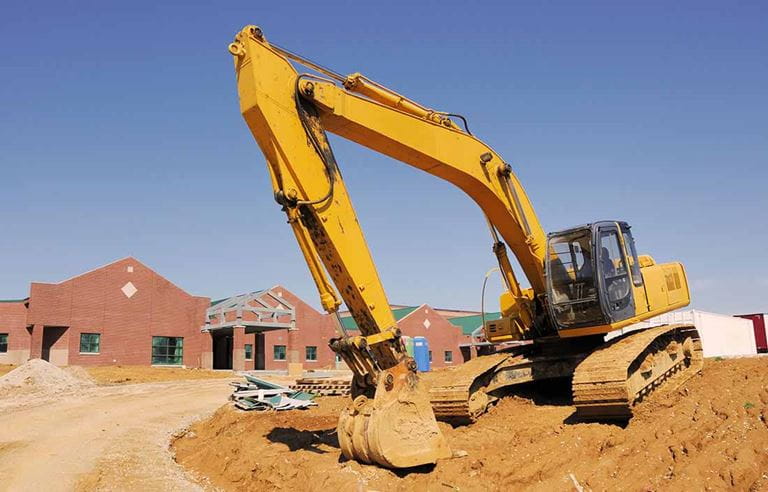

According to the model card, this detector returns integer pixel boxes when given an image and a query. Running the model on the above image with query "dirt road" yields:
[0,379,231,491]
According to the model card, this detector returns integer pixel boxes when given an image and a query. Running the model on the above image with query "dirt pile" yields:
[0,359,94,403]
[173,357,768,491]
[0,364,16,378]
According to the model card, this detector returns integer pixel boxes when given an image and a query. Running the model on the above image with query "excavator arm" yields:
[228,25,700,469]
[230,26,547,351]
[228,25,554,468]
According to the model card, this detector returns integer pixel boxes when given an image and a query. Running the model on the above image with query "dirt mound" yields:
[172,357,768,491]
[0,359,94,400]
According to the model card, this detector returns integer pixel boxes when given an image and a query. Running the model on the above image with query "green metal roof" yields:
[0,298,28,303]
[448,312,501,336]
[340,306,419,331]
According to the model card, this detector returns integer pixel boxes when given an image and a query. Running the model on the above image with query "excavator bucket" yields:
[336,363,451,468]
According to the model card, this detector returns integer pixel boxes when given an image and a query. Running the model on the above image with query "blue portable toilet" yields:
[413,336,430,372]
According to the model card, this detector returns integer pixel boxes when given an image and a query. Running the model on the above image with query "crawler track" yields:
[427,352,513,423]
[427,347,585,424]
[572,324,703,419]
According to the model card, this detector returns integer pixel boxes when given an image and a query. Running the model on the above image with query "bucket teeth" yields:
[337,363,451,468]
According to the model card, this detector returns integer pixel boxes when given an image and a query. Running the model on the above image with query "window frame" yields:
[0,333,7,353]
[621,228,644,287]
[545,228,606,330]
[79,333,101,354]
[273,344,286,361]
[597,225,635,322]
[444,350,453,363]
[244,343,253,361]
[305,345,318,362]
[151,336,184,366]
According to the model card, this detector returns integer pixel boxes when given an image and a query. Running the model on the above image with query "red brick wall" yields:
[26,258,209,367]
[0,301,30,364]
[261,286,339,370]
[10,258,469,371]
[396,305,464,369]
[333,305,465,370]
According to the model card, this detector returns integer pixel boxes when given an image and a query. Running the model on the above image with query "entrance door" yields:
[212,334,233,370]
[42,327,69,366]
[255,333,265,370]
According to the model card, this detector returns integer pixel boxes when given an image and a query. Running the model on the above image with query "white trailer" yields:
[608,310,757,358]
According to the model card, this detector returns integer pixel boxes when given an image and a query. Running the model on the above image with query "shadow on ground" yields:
[266,427,339,453]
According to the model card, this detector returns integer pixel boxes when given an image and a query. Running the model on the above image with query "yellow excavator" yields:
[228,25,703,469]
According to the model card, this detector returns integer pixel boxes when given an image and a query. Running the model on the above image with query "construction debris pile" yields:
[230,374,316,411]
[289,377,351,396]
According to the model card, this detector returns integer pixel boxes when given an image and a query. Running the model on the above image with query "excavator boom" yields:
[229,25,453,468]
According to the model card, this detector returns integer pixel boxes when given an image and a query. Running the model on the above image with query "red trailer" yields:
[736,313,768,353]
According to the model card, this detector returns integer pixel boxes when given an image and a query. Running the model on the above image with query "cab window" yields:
[622,231,644,287]
[547,230,604,328]
[599,230,631,308]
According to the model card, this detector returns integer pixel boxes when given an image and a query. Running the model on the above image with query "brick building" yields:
[0,257,472,371]
[202,286,338,372]
[339,305,466,369]
[0,300,29,364]
[0,257,210,367]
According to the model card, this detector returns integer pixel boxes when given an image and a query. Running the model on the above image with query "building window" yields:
[274,345,286,361]
[428,350,432,362]
[79,333,100,354]
[306,346,317,361]
[152,336,183,365]
[244,344,253,360]
[444,350,453,363]
[0,334,7,353]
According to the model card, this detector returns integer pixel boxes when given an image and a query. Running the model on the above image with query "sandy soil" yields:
[173,357,768,491]
[0,378,232,491]
[84,365,236,385]
[0,365,15,378]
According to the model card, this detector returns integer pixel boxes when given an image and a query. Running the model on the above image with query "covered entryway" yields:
[202,289,297,371]
[42,326,69,366]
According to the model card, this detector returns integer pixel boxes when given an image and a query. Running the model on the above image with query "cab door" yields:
[620,224,650,316]
[596,223,635,323]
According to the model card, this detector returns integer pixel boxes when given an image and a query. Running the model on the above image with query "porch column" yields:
[245,332,256,371]
[233,325,246,371]
[29,324,44,360]
[287,326,303,377]
[201,330,213,369]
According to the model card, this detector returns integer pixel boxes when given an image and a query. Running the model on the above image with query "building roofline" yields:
[0,297,29,303]
[433,307,482,315]
[394,303,428,323]
[30,256,207,299]
[30,256,136,285]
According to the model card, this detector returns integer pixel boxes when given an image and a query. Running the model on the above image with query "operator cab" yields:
[545,221,643,331]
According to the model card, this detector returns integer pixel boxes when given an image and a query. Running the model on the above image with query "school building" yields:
[0,257,485,371]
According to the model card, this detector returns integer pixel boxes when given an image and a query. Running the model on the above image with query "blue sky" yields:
[1,1,766,315]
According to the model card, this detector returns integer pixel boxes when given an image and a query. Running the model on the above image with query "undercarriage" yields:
[427,324,703,423]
